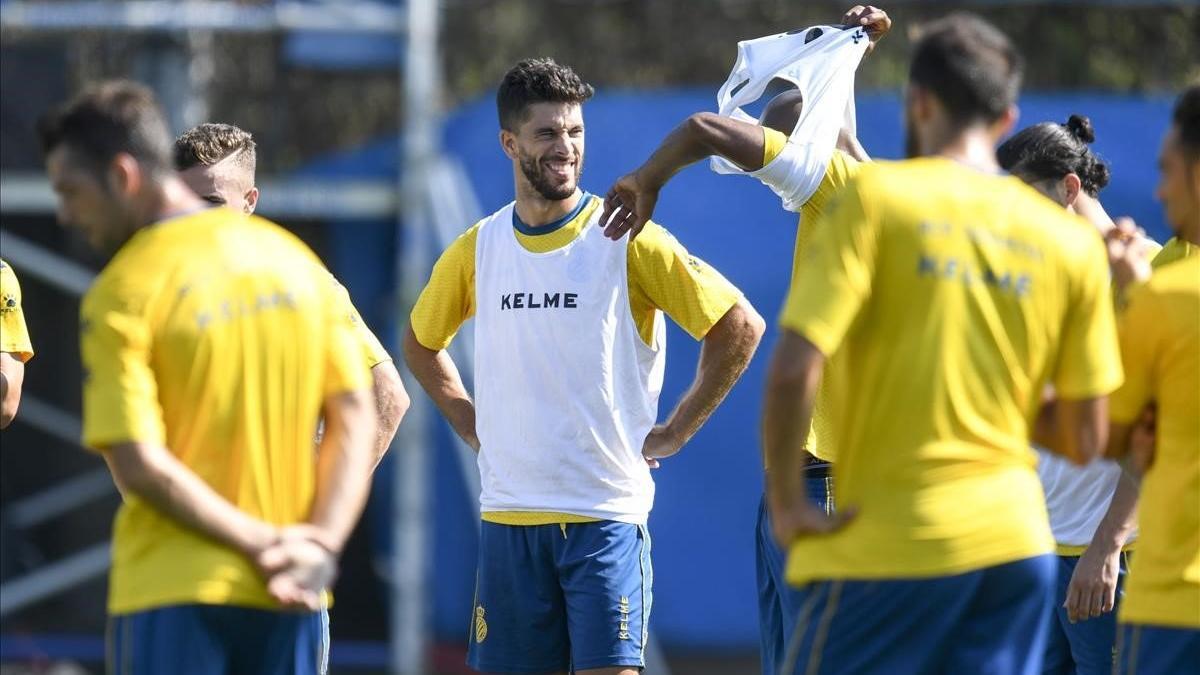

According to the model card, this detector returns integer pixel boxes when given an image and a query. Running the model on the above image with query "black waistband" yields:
[801,461,833,479]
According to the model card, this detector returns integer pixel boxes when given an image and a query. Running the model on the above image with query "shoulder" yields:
[438,221,483,267]
[0,260,17,289]
[627,221,683,258]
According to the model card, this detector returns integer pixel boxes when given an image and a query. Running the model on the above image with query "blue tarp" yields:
[312,89,1177,649]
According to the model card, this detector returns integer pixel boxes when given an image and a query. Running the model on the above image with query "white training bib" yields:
[711,24,868,212]
[1036,449,1136,549]
[472,197,666,524]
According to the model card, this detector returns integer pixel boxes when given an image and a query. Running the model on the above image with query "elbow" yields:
[0,405,15,430]
[720,298,767,354]
[685,112,722,148]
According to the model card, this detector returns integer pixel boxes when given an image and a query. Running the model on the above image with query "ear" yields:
[107,153,142,198]
[1062,173,1082,208]
[499,129,519,161]
[990,105,1020,142]
[244,186,259,214]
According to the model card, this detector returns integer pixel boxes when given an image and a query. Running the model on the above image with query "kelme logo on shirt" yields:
[500,292,578,310]
[474,605,488,643]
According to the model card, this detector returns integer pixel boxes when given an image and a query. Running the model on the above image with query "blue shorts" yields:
[781,554,1056,675]
[107,604,323,675]
[467,519,652,674]
[1116,623,1200,675]
[756,470,835,675]
[1042,552,1129,675]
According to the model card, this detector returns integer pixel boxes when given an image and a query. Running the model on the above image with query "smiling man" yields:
[403,58,764,675]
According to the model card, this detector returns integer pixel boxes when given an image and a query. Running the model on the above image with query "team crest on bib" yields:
[474,605,488,643]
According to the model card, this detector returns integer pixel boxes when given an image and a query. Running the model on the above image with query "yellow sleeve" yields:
[320,277,374,396]
[627,222,742,341]
[0,262,33,362]
[1052,234,1124,399]
[410,224,478,350]
[762,127,788,167]
[1108,284,1160,424]
[779,175,877,356]
[80,283,166,451]
[329,278,391,368]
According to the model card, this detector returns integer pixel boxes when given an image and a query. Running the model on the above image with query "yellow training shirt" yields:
[81,208,371,615]
[329,275,392,368]
[1151,236,1196,269]
[762,128,862,463]
[410,194,742,526]
[1111,255,1200,629]
[779,158,1124,585]
[0,260,34,362]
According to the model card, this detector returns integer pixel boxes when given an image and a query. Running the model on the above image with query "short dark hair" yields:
[175,122,257,175]
[909,13,1023,125]
[1173,83,1200,163]
[496,58,594,132]
[37,80,173,177]
[997,115,1110,196]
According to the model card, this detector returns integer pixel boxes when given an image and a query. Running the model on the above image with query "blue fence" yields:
[323,90,1175,650]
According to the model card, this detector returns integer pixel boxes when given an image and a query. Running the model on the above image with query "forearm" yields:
[1088,471,1139,553]
[308,389,377,553]
[663,301,764,445]
[762,334,823,507]
[0,355,22,429]
[402,327,479,450]
[369,361,409,469]
[637,113,765,187]
[1073,192,1116,232]
[107,443,275,557]
[837,127,870,163]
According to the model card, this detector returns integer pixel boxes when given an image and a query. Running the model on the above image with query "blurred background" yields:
[0,1,1196,673]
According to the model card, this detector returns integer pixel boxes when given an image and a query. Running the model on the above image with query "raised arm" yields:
[643,298,765,466]
[602,113,767,241]
[403,325,479,451]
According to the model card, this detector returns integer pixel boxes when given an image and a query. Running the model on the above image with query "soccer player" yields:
[601,7,889,674]
[0,259,34,429]
[39,80,377,674]
[1105,84,1200,675]
[174,122,409,467]
[403,58,764,675]
[762,14,1123,674]
[996,114,1178,674]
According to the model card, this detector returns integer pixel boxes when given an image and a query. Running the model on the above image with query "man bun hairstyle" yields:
[37,79,173,178]
[496,58,595,132]
[909,13,1023,126]
[997,114,1111,197]
[174,122,257,176]
[1173,83,1200,163]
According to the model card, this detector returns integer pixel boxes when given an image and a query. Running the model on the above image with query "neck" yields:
[514,182,582,228]
[929,125,1001,174]
[137,176,208,228]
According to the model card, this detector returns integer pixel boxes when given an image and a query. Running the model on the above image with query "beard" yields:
[518,150,582,201]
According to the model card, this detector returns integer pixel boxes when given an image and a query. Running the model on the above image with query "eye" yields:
[202,195,226,205]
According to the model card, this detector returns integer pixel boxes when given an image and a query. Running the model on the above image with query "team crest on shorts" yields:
[1,293,16,312]
[474,605,488,643]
